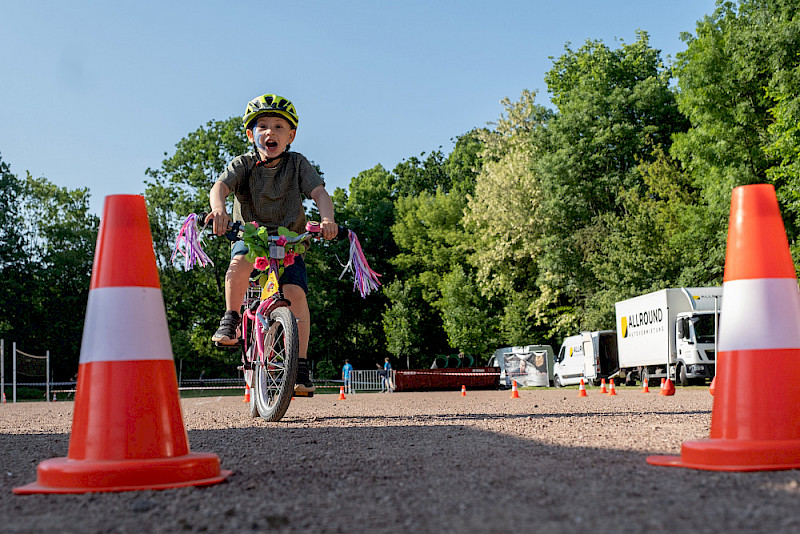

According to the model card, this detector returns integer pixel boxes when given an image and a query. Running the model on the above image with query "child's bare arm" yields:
[207,181,231,236]
[310,185,337,240]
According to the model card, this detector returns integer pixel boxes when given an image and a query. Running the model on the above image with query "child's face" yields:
[246,115,296,161]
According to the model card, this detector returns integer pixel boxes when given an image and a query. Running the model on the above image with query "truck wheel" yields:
[624,373,636,386]
[678,364,689,387]
[554,375,563,388]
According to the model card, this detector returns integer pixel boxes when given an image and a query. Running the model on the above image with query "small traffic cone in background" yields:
[642,379,650,393]
[14,195,231,494]
[242,383,251,403]
[660,377,666,392]
[52,392,57,402]
[1,391,5,404]
[709,376,716,396]
[600,378,607,394]
[607,380,617,396]
[661,378,676,396]
[577,379,588,397]
[510,380,520,399]
[338,386,346,400]
[648,184,800,471]
[461,385,466,397]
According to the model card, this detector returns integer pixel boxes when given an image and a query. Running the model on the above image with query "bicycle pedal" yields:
[214,340,242,350]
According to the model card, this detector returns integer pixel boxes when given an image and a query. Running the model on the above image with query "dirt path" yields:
[2,388,800,533]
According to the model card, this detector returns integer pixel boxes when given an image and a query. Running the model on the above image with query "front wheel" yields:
[678,364,690,387]
[253,306,299,422]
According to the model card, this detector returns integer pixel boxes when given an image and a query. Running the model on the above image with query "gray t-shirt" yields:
[217,151,325,235]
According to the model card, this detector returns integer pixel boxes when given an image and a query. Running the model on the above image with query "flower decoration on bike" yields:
[241,223,306,288]
[171,213,381,298]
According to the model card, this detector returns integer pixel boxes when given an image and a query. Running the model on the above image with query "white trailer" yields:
[615,287,722,386]
[489,345,555,387]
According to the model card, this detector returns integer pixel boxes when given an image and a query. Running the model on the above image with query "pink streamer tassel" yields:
[339,230,381,297]
[171,213,213,271]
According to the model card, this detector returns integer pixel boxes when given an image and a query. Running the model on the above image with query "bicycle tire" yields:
[253,306,299,422]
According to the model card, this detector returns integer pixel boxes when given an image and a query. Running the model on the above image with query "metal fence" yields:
[1,357,393,402]
[350,369,395,392]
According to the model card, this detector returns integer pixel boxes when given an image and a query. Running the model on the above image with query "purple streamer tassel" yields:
[338,230,381,297]
[171,213,213,271]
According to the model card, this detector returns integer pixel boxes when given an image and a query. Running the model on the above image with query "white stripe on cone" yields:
[719,278,800,351]
[80,287,173,363]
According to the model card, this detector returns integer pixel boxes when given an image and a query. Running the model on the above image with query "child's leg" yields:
[282,283,309,359]
[225,255,253,313]
[212,254,253,345]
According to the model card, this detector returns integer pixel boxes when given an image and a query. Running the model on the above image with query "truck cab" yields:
[675,310,717,385]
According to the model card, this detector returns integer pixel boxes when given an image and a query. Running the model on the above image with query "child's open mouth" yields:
[266,140,278,149]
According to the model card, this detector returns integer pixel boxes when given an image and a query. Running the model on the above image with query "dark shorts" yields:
[231,240,308,294]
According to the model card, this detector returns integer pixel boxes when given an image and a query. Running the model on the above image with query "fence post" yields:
[12,341,16,403]
[1,339,4,403]
[46,350,50,402]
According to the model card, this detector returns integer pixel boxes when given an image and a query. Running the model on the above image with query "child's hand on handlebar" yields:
[320,218,338,240]
[206,209,231,236]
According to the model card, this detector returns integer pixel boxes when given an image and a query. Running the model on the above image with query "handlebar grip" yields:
[305,221,350,241]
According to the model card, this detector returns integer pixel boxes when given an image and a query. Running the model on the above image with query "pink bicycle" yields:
[172,214,379,421]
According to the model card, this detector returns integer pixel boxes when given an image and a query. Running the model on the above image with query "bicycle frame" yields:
[241,257,288,372]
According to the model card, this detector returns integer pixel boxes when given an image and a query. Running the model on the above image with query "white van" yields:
[553,331,619,387]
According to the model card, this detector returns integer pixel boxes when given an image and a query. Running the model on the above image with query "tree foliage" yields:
[7,1,800,374]
[0,154,98,380]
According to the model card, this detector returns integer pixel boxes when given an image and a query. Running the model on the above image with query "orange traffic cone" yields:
[242,383,251,403]
[648,184,800,471]
[14,195,231,494]
[607,380,617,396]
[659,377,666,392]
[600,378,607,394]
[642,379,650,393]
[338,386,346,400]
[510,380,520,399]
[709,376,716,396]
[2,391,6,403]
[52,392,57,402]
[661,378,675,396]
[577,379,588,397]
[461,385,466,397]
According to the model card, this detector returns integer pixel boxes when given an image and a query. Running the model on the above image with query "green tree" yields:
[381,279,431,369]
[535,32,688,334]
[383,132,484,367]
[436,265,498,356]
[144,117,249,377]
[0,157,98,380]
[464,90,558,341]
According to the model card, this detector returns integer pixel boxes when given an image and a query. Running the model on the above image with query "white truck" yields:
[615,287,722,387]
[553,331,619,387]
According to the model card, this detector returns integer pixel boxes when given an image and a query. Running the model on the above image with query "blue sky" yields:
[1,0,717,216]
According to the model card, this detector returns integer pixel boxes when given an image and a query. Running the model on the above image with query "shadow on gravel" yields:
[296,409,712,424]
[3,421,800,534]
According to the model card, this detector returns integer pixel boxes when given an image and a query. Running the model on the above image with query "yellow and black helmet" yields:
[242,94,299,130]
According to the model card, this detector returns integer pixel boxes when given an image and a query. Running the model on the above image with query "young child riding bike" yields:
[206,93,338,395]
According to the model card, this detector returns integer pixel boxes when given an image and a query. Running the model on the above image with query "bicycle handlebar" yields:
[198,213,349,242]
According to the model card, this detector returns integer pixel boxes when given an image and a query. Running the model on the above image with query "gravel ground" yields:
[2,386,800,533]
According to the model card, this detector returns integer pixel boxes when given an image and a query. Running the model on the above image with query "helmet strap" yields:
[253,141,291,167]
